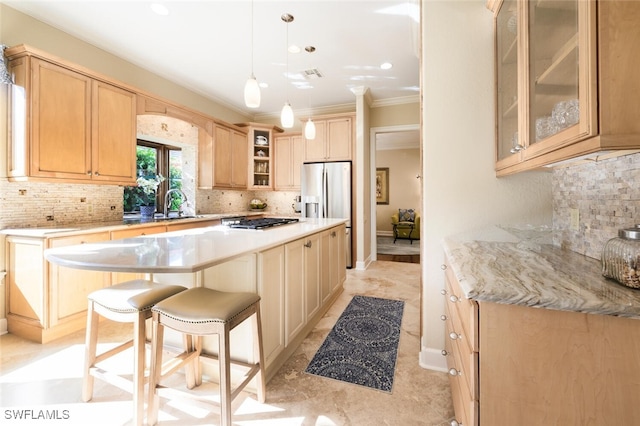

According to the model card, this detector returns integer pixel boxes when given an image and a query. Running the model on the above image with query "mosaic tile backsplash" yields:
[553,152,640,260]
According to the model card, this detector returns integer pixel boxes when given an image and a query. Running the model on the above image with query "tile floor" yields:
[0,261,454,425]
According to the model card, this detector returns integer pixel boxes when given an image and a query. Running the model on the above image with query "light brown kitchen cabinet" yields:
[6,232,111,344]
[284,238,306,346]
[443,255,640,424]
[236,122,284,190]
[320,226,346,304]
[212,124,248,189]
[257,245,286,370]
[274,133,304,190]
[304,232,321,323]
[493,0,640,176]
[6,45,136,184]
[303,114,354,162]
[442,258,478,426]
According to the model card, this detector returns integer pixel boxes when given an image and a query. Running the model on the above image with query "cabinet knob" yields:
[440,289,447,296]
[87,171,92,176]
[94,171,100,176]
[441,349,449,356]
[449,331,461,341]
[441,264,447,270]
[448,368,461,377]
[304,241,312,248]
[331,231,336,237]
[449,295,460,303]
[450,420,461,426]
[440,314,447,321]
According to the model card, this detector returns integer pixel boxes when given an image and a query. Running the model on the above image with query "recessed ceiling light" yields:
[381,62,393,70]
[150,3,169,16]
[288,45,301,54]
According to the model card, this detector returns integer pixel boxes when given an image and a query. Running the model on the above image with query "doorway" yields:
[371,125,421,263]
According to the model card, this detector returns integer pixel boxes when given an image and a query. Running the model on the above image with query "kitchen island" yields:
[9,218,347,382]
[441,225,640,425]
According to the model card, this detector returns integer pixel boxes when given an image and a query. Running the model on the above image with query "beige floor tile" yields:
[0,261,454,425]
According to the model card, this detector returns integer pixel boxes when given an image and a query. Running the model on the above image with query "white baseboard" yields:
[419,347,448,372]
[0,318,7,336]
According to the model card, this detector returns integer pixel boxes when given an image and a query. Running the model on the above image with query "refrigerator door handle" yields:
[322,168,328,218]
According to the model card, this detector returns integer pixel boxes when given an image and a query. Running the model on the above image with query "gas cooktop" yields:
[223,217,299,230]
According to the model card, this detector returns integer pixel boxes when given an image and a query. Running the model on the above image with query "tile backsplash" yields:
[553,152,640,260]
[0,178,301,229]
[0,180,124,228]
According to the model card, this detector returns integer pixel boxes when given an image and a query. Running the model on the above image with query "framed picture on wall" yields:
[376,167,389,205]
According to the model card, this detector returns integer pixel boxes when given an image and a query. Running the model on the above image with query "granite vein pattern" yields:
[443,225,640,318]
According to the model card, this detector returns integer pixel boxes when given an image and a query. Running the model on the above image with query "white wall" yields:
[419,0,553,370]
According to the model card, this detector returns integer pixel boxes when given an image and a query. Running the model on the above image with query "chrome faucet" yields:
[164,188,188,218]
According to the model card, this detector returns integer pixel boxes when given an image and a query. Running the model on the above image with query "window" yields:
[123,140,182,213]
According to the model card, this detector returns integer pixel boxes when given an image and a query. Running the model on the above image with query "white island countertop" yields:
[443,225,640,318]
[45,218,347,274]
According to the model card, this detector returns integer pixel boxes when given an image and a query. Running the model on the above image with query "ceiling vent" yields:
[303,68,324,79]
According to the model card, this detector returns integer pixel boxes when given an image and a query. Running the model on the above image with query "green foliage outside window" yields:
[123,145,183,213]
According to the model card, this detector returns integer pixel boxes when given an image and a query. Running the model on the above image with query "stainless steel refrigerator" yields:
[301,161,352,268]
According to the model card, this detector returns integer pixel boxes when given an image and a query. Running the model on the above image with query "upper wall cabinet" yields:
[493,0,640,176]
[303,114,354,162]
[6,45,137,184]
[274,133,304,190]
[236,123,284,190]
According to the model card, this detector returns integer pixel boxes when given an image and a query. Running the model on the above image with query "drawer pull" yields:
[449,331,462,341]
[449,295,459,303]
[440,314,447,321]
[450,420,462,426]
[440,289,447,296]
[441,349,449,356]
[331,231,337,237]
[441,264,447,270]
[304,241,312,248]
[448,367,461,377]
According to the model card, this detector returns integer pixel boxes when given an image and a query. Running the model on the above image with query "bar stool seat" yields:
[147,287,266,426]
[83,279,186,426]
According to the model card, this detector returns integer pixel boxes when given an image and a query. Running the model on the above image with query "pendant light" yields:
[304,46,316,140]
[244,0,260,108]
[0,45,13,85]
[280,13,294,128]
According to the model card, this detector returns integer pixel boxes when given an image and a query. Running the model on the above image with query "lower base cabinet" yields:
[7,232,111,343]
[444,256,640,425]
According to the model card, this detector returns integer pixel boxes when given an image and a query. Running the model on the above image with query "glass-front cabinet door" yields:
[494,0,597,174]
[524,0,596,160]
[495,0,521,166]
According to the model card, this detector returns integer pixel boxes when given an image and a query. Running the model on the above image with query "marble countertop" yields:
[443,225,640,318]
[0,212,265,237]
[44,218,347,274]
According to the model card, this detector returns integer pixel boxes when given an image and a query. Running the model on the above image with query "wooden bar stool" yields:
[83,279,186,426]
[147,287,266,426]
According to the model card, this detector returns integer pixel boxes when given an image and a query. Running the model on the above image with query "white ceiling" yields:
[4,0,420,121]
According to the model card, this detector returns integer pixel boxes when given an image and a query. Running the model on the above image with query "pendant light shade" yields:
[281,102,294,128]
[244,74,260,108]
[304,118,316,140]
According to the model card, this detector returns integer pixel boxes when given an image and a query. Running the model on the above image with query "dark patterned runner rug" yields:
[305,295,405,393]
